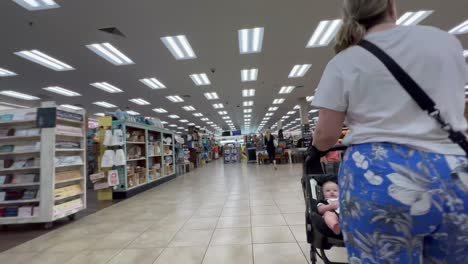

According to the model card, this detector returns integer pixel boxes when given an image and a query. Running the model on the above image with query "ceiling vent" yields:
[98,27,126,38]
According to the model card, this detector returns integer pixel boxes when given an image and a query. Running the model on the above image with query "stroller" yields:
[301,145,347,264]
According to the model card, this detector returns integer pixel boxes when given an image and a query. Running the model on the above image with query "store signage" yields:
[108,170,120,186]
[36,107,56,128]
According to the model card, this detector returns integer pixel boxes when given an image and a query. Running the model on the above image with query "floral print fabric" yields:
[339,143,468,264]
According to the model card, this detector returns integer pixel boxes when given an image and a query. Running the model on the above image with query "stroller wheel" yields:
[310,247,317,264]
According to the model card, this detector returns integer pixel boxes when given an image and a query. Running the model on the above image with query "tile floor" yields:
[0,161,348,264]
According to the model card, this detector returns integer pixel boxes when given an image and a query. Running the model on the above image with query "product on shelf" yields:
[55,170,81,182]
[54,184,82,200]
[127,145,143,159]
[0,142,41,153]
[0,111,36,122]
[55,141,81,149]
[53,198,83,219]
[54,156,83,167]
[1,158,40,170]
[57,125,83,136]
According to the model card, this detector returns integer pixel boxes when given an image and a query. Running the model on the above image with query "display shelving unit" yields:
[110,120,175,199]
[0,103,86,227]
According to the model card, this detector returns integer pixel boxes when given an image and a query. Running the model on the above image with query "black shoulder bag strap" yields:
[358,40,468,158]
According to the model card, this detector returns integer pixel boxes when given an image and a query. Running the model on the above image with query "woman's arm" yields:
[313,108,346,151]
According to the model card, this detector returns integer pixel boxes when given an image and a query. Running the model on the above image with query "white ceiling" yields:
[0,0,467,132]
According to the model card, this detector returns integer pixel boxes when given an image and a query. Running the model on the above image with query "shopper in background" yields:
[264,130,277,170]
[311,0,468,263]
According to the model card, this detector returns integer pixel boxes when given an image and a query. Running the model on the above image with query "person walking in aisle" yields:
[310,0,468,263]
[264,130,277,170]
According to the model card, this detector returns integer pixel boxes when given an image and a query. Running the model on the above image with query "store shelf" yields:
[54,192,84,202]
[55,163,84,168]
[55,148,84,152]
[148,155,162,157]
[0,183,40,188]
[0,119,35,126]
[55,178,83,184]
[53,205,84,221]
[0,135,40,141]
[0,216,40,224]
[0,167,40,172]
[163,144,173,146]
[0,199,40,205]
[127,158,146,161]
[163,154,173,156]
[126,141,145,144]
[127,183,148,191]
[56,133,84,138]
[56,118,83,125]
[0,150,40,156]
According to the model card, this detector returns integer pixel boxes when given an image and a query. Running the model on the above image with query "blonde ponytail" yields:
[334,0,391,54]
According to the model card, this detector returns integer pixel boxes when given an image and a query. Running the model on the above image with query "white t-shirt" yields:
[312,25,468,155]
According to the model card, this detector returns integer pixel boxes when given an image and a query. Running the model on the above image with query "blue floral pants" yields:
[339,143,468,264]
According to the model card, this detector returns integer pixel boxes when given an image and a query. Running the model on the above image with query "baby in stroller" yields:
[317,181,340,235]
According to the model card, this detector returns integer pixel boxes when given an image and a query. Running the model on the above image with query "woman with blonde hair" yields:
[264,129,277,169]
[311,0,468,262]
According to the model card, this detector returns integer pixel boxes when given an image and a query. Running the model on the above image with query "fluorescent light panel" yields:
[309,109,319,113]
[464,50,468,58]
[222,116,230,120]
[15,50,74,71]
[43,86,81,97]
[238,27,264,54]
[307,19,343,48]
[166,95,184,103]
[243,101,254,107]
[90,82,123,93]
[287,111,296,115]
[86,43,134,65]
[94,113,105,117]
[153,108,168,113]
[179,119,189,123]
[396,10,434,26]
[126,111,140,115]
[13,0,59,11]
[169,115,180,119]
[129,98,150,105]
[140,78,166,89]
[306,96,315,102]
[204,92,219,100]
[193,113,203,117]
[0,68,17,77]
[182,105,196,111]
[241,68,258,82]
[449,20,468,35]
[289,64,312,78]
[213,103,224,109]
[279,86,295,94]
[190,73,211,86]
[201,118,209,121]
[0,90,39,100]
[161,35,197,60]
[218,111,227,115]
[265,113,273,116]
[273,98,285,104]
[244,109,252,113]
[60,104,83,110]
[269,107,278,111]
[93,101,117,108]
[242,89,255,97]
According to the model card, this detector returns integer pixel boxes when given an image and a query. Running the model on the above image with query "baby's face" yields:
[323,182,339,199]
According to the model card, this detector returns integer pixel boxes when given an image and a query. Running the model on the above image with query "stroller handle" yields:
[304,144,347,175]
[326,144,347,153]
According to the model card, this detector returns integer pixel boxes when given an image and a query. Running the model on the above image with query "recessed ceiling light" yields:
[90,82,123,93]
[190,73,211,86]
[306,96,315,102]
[93,101,117,108]
[289,64,312,78]
[287,111,296,115]
[193,113,204,117]
[13,0,59,11]
[43,86,81,97]
[188,123,196,126]
[94,113,105,117]
[153,108,168,113]
[213,103,224,109]
[265,113,273,117]
[0,68,17,77]
[293,105,300,110]
[269,107,278,111]
[295,118,301,120]
[273,98,285,104]
[241,68,258,82]
[222,116,230,120]
[126,110,140,116]
[206,121,214,124]
[238,27,264,54]
[169,124,177,127]
[244,115,251,118]
[161,35,197,60]
[306,19,343,48]
[309,109,319,113]
[245,118,251,122]
[182,105,196,111]
[178,127,184,130]
[195,125,201,128]
[244,109,252,113]
[396,10,434,26]
[243,101,254,107]
[161,121,169,124]
[449,20,468,35]
[129,98,150,105]
[140,78,166,89]
[201,118,209,121]
[179,119,189,123]
[282,115,290,119]
[218,111,227,115]
[86,43,134,66]
[60,104,83,111]
[0,90,39,100]
[263,117,271,120]
[279,86,295,94]
[15,50,74,71]
[242,89,255,97]
[204,92,219,100]
[169,115,180,119]
[166,95,184,103]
